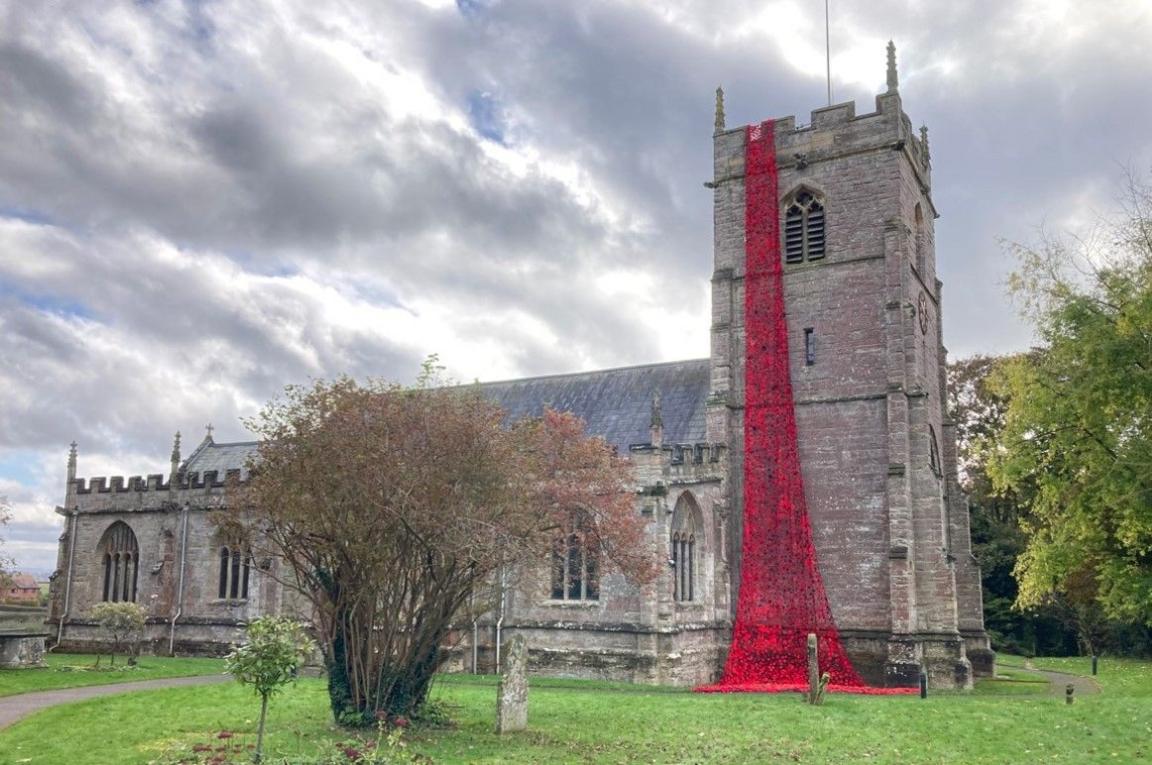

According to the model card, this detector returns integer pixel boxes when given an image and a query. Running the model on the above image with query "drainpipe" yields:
[168,503,190,656]
[54,508,79,650]
[494,567,507,675]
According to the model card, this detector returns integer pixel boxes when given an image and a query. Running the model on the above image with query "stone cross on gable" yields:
[205,423,214,440]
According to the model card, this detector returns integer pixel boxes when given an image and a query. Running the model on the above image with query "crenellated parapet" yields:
[629,439,727,496]
[711,45,932,207]
[71,469,247,496]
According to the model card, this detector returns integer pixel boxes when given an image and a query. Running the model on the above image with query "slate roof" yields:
[477,358,711,452]
[183,440,260,476]
[182,358,712,473]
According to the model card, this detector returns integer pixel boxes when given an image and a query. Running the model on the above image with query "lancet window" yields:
[550,510,599,602]
[671,492,703,603]
[218,544,252,600]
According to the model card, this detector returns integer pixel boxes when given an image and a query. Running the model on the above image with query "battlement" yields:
[73,469,247,495]
[716,92,928,177]
[711,43,931,183]
[630,441,725,465]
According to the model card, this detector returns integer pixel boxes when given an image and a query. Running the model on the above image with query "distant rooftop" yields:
[182,358,712,474]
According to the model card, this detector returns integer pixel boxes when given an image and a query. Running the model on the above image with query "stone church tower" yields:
[707,45,991,687]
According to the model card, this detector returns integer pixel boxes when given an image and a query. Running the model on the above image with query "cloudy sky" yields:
[2,0,1150,573]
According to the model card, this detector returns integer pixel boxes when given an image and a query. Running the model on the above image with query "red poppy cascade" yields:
[698,121,910,695]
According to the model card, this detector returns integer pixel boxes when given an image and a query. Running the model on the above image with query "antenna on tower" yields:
[824,0,832,106]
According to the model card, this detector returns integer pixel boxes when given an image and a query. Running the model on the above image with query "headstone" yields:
[495,634,528,733]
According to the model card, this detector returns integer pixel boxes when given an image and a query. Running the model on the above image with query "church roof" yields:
[477,358,710,452]
[182,358,711,473]
[183,439,260,476]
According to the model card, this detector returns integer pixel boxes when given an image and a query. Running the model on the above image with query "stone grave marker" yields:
[495,634,528,733]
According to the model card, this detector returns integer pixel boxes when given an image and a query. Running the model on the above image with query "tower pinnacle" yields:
[886,41,899,94]
[650,391,664,447]
[714,86,726,133]
[170,431,182,480]
[67,441,77,483]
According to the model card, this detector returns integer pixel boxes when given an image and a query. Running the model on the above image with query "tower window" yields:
[804,328,816,365]
[784,191,826,263]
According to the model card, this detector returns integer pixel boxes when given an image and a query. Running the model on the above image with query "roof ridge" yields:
[179,437,213,471]
[474,357,708,388]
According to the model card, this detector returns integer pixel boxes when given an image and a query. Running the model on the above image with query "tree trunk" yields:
[255,693,269,763]
[325,618,361,725]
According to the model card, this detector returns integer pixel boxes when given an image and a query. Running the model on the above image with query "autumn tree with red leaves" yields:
[237,363,651,725]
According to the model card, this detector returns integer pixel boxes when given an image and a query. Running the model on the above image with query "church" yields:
[47,47,992,690]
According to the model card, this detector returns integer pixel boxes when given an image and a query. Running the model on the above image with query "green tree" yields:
[90,601,145,667]
[987,174,1152,628]
[225,616,315,763]
[949,354,1078,655]
[236,363,652,726]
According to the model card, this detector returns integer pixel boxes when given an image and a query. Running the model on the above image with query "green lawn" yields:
[0,653,226,698]
[2,658,1150,764]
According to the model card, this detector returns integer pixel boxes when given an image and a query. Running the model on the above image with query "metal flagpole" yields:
[825,0,832,105]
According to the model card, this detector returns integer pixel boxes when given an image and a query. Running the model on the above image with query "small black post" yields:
[919,670,928,699]
[1065,684,1075,705]
[1092,655,1098,676]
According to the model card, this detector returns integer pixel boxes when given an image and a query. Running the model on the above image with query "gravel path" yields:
[0,674,230,730]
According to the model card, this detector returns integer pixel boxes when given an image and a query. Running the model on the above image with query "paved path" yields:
[1022,662,1102,697]
[0,674,230,730]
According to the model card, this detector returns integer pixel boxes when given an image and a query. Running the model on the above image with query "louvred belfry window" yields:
[783,191,826,263]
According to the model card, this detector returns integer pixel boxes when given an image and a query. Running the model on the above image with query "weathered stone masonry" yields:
[49,49,990,688]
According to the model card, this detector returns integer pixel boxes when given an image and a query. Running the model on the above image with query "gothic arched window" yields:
[550,510,599,601]
[671,492,703,603]
[784,190,826,263]
[98,521,139,603]
[218,545,251,600]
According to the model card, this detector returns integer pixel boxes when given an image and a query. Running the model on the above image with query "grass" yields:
[2,657,1151,764]
[0,653,226,698]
